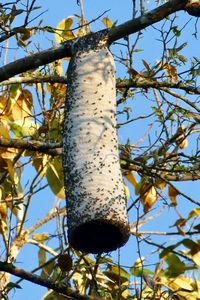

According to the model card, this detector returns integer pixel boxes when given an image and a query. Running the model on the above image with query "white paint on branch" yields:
[63,34,130,253]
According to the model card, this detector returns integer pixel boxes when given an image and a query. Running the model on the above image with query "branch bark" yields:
[0,0,188,82]
[0,138,62,156]
[0,137,199,182]
[1,75,199,96]
[0,262,103,300]
[107,0,187,43]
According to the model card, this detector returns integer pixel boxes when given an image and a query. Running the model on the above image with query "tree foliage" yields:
[0,0,199,299]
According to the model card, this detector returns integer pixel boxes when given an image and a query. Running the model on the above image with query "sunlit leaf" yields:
[0,119,10,139]
[102,17,113,29]
[0,202,7,219]
[72,271,87,294]
[32,233,49,242]
[140,184,158,213]
[187,208,200,220]
[76,27,88,37]
[172,276,193,291]
[46,157,65,199]
[125,172,137,187]
[53,60,63,75]
[10,119,38,138]
[32,154,49,177]
[55,17,75,43]
[182,239,200,266]
[168,185,179,206]
[158,61,178,82]
[9,89,33,121]
[123,184,130,201]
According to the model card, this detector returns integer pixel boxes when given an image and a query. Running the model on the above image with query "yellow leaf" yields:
[158,61,178,82]
[173,276,193,291]
[32,233,49,242]
[102,17,113,29]
[76,27,88,38]
[192,250,200,266]
[0,119,10,138]
[72,272,86,294]
[46,158,65,199]
[55,17,75,43]
[187,208,200,220]
[32,154,49,177]
[9,89,33,121]
[0,202,7,219]
[168,185,179,206]
[1,147,18,160]
[179,138,188,149]
[125,172,137,187]
[10,119,38,138]
[0,218,7,236]
[156,179,166,189]
[124,184,130,201]
[140,184,157,213]
[54,60,63,75]
[176,126,188,149]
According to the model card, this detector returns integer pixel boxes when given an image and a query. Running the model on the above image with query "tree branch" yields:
[107,0,188,43]
[0,41,73,82]
[0,138,62,156]
[1,75,199,96]
[117,79,200,95]
[0,0,188,82]
[0,262,103,300]
[0,137,199,182]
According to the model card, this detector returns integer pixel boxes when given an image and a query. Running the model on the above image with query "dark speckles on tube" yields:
[63,35,130,254]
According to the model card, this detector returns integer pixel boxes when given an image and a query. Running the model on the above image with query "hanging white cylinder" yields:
[63,38,130,253]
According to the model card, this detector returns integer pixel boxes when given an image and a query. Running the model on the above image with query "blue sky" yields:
[2,0,199,299]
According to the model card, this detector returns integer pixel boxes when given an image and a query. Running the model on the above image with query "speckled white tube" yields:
[63,35,130,253]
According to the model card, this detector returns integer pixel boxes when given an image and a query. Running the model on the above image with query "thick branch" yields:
[0,41,73,82]
[1,76,199,96]
[0,0,188,82]
[0,262,102,300]
[0,138,62,156]
[0,138,199,182]
[117,79,200,95]
[108,0,187,43]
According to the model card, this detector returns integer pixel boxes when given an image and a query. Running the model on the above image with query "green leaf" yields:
[131,267,154,277]
[142,59,151,71]
[41,260,55,280]
[104,264,130,284]
[176,42,188,52]
[172,26,181,36]
[10,119,38,138]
